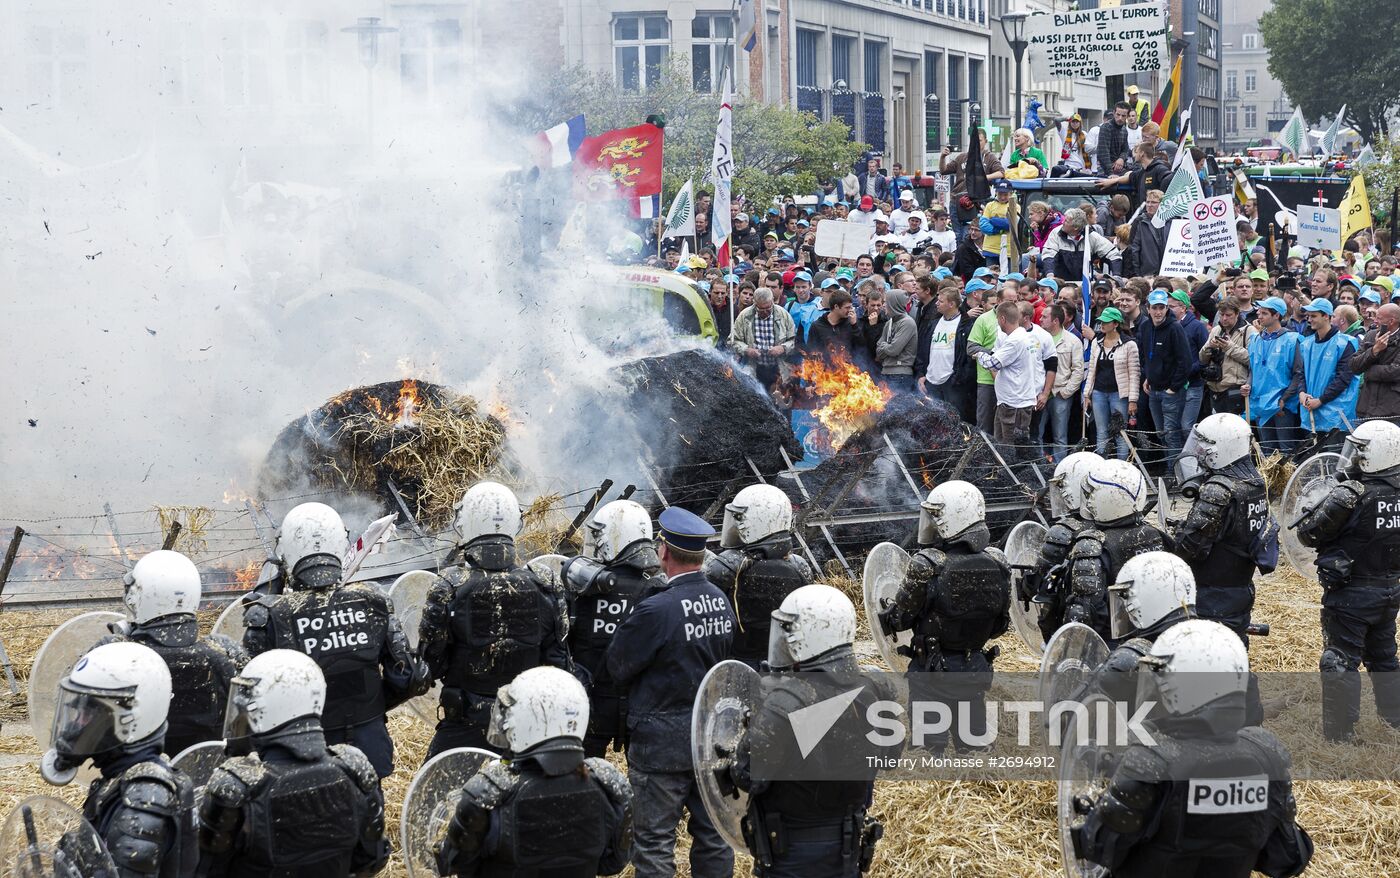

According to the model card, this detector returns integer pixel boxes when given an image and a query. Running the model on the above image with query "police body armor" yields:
[1180,475,1269,621]
[1033,517,1087,640]
[913,546,1011,655]
[123,617,244,756]
[569,545,664,694]
[444,744,631,878]
[85,755,197,878]
[200,724,384,878]
[1326,477,1400,590]
[1069,518,1165,641]
[440,540,555,696]
[247,583,391,731]
[708,536,812,666]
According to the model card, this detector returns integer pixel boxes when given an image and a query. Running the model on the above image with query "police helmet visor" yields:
[1338,435,1364,476]
[916,504,940,545]
[1107,583,1136,641]
[766,609,800,671]
[53,681,130,760]
[1048,474,1069,519]
[1179,430,1208,468]
[486,687,514,750]
[1173,454,1205,498]
[221,677,257,742]
[582,519,605,559]
[720,503,745,549]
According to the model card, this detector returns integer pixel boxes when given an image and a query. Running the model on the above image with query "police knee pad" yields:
[1320,648,1358,674]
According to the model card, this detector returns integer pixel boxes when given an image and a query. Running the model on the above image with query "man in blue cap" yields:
[1139,288,1192,464]
[785,271,823,345]
[1247,297,1303,454]
[1284,297,1360,451]
[606,507,736,878]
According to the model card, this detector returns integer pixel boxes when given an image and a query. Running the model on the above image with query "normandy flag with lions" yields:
[573,122,665,202]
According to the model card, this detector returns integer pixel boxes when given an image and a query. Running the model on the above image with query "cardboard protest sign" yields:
[1295,205,1342,251]
[814,220,874,260]
[1025,2,1169,80]
[1159,219,1197,277]
[1189,196,1241,269]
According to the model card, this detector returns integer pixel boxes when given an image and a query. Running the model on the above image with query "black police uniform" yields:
[98,616,247,757]
[74,746,198,878]
[704,533,813,670]
[1030,514,1089,643]
[1071,705,1313,878]
[1066,515,1165,645]
[564,542,667,758]
[243,561,427,779]
[877,522,1010,752]
[435,739,633,877]
[1296,467,1400,740]
[1084,607,1194,707]
[605,507,736,878]
[196,719,389,878]
[724,649,899,878]
[419,535,571,758]
[1174,459,1275,645]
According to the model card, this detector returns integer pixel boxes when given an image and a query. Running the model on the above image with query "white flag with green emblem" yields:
[1152,163,1205,228]
[663,179,696,238]
[1279,108,1309,160]
[1320,105,1347,157]
[1356,143,1376,167]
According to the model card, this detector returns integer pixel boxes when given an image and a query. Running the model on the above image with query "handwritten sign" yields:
[814,220,874,260]
[1189,196,1241,269]
[1159,220,1197,277]
[1295,205,1342,251]
[1025,2,1169,80]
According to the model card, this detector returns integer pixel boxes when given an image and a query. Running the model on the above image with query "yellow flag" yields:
[1341,174,1372,245]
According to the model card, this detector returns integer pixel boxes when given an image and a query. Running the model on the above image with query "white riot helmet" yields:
[1137,619,1249,718]
[917,481,986,545]
[586,500,653,563]
[1081,459,1147,524]
[1181,413,1253,471]
[276,502,349,572]
[1340,419,1400,476]
[41,642,172,785]
[721,484,793,548]
[223,649,326,741]
[122,550,201,624]
[453,481,522,544]
[768,584,857,671]
[1049,451,1103,518]
[487,667,589,754]
[1108,551,1197,640]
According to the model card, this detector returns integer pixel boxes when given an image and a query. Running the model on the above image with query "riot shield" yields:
[1280,452,1341,579]
[1155,477,1170,533]
[862,542,912,673]
[211,597,248,644]
[1038,623,1109,755]
[0,797,115,878]
[389,570,442,723]
[1005,521,1048,655]
[690,660,760,854]
[27,612,125,750]
[400,747,499,878]
[1056,695,1119,878]
[170,741,226,794]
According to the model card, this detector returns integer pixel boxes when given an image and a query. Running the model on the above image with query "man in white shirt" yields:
[901,213,933,252]
[976,301,1050,447]
[1020,301,1060,460]
[889,190,918,233]
[925,208,957,254]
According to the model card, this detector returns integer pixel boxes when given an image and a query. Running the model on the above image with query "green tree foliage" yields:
[505,57,867,209]
[1358,137,1400,224]
[1259,0,1400,143]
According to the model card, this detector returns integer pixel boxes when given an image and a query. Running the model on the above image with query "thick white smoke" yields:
[0,0,688,523]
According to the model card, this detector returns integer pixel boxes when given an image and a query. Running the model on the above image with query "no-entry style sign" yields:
[1189,196,1241,269]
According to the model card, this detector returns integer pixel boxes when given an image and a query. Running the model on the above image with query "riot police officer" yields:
[197,650,390,877]
[420,482,571,757]
[99,549,247,756]
[243,502,426,779]
[41,641,197,878]
[1030,451,1103,642]
[720,585,897,877]
[1174,413,1278,646]
[704,484,813,670]
[877,480,1010,752]
[1071,620,1314,878]
[1089,551,1197,704]
[1293,419,1400,741]
[434,666,633,876]
[561,498,667,757]
[605,506,736,878]
[1066,459,1165,644]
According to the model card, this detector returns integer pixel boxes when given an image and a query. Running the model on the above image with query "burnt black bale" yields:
[614,347,801,517]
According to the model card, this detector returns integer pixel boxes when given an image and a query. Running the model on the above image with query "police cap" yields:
[657,507,714,552]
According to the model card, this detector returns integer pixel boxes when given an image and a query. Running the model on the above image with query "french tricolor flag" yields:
[530,114,586,170]
[629,194,662,219]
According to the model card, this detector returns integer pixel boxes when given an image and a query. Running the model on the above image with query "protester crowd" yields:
[640,102,1396,474]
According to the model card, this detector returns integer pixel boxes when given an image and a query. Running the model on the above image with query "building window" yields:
[925,50,942,151]
[1225,69,1237,99]
[400,16,463,102]
[614,14,669,93]
[833,35,856,134]
[26,20,90,108]
[863,40,886,152]
[1198,23,1218,60]
[1225,105,1237,135]
[1196,105,1218,140]
[1244,69,1257,93]
[1243,104,1257,130]
[284,20,328,105]
[1199,66,1219,101]
[796,29,821,116]
[220,20,272,107]
[692,14,733,93]
[968,58,982,110]
[1198,0,1219,19]
[1242,33,1258,50]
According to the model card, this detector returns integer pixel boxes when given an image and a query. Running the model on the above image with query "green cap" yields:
[1168,290,1192,307]
[1096,307,1126,325]
[836,267,856,280]
[1249,268,1270,281]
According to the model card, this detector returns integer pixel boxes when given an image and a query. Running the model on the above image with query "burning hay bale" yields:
[260,380,510,530]
[152,505,215,554]
[615,348,800,515]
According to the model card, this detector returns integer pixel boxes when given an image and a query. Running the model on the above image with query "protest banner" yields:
[1340,174,1372,246]
[1025,2,1169,80]
[814,220,874,260]
[1159,219,1197,277]
[1189,196,1240,269]
[1295,205,1342,251]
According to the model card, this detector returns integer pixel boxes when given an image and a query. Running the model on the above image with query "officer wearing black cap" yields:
[605,507,737,878]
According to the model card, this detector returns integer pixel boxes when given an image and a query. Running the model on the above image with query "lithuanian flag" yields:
[1152,54,1184,141]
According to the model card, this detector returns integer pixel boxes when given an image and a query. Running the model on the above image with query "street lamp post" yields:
[1000,11,1029,131]
[341,16,398,153]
